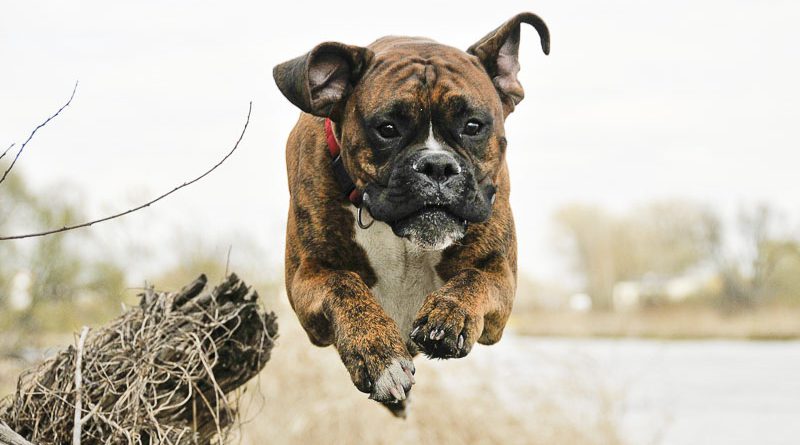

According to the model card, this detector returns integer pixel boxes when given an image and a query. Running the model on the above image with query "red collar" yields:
[324,118,341,157]
[325,118,362,205]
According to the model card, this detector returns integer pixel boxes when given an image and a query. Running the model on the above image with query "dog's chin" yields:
[389,207,466,251]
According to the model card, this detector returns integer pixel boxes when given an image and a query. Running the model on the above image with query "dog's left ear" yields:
[468,12,550,114]
[273,42,373,119]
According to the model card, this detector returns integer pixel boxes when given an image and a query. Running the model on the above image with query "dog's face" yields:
[274,13,550,250]
[341,41,502,250]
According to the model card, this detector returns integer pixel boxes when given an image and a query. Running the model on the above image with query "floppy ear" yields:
[273,42,373,118]
[467,12,550,114]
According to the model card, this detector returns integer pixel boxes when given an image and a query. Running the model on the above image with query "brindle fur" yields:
[276,12,549,410]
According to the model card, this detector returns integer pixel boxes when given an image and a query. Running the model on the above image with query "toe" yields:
[370,358,415,402]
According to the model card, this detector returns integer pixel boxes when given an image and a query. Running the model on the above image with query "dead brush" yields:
[0,273,278,445]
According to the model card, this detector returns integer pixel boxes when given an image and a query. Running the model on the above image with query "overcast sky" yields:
[2,0,798,283]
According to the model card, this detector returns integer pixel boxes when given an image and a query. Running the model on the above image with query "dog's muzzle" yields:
[361,150,496,250]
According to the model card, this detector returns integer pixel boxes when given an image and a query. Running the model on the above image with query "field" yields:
[1,296,626,445]
[234,302,626,445]
[510,306,800,340]
[4,288,800,444]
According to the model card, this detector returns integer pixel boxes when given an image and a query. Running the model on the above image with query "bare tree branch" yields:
[0,81,79,186]
[0,101,252,241]
[0,143,15,162]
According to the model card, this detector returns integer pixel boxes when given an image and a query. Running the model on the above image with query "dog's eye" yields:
[377,123,400,139]
[463,120,482,136]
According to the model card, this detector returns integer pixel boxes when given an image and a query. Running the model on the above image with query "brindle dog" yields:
[273,12,549,416]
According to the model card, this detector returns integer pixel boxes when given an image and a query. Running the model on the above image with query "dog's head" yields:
[274,13,549,250]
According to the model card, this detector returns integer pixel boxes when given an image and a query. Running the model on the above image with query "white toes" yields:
[372,358,414,402]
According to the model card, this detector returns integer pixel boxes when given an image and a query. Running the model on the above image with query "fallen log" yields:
[0,273,278,445]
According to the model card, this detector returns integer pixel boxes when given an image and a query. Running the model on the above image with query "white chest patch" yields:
[350,207,445,337]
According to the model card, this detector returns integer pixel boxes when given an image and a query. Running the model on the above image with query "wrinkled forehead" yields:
[355,37,499,116]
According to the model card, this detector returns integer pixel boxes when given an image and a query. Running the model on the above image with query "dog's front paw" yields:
[338,330,415,404]
[411,294,483,359]
[369,357,415,403]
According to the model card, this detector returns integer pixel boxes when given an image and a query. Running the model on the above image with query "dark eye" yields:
[377,122,400,139]
[463,119,482,136]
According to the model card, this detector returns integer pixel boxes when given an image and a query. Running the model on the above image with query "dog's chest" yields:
[350,209,444,336]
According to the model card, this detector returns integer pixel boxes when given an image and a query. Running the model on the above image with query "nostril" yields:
[421,162,435,177]
[444,163,461,177]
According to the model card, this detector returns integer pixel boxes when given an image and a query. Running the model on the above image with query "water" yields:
[465,336,800,445]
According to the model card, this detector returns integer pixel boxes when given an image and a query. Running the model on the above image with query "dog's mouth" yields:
[390,204,467,226]
[388,205,467,251]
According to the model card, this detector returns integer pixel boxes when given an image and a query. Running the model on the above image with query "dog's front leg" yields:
[291,262,415,402]
[411,262,515,359]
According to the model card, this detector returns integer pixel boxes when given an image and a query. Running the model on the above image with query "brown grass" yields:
[232,298,626,445]
[510,306,800,340]
[1,290,628,445]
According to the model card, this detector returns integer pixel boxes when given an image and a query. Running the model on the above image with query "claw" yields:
[411,326,420,339]
[389,385,404,401]
[404,368,415,384]
[429,329,437,340]
[457,334,464,350]
[435,329,446,340]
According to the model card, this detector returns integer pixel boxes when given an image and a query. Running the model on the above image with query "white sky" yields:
[2,0,799,284]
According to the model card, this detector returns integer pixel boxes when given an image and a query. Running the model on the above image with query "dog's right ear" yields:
[273,42,373,119]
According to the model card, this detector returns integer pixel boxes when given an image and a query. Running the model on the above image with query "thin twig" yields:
[0,101,252,241]
[225,245,233,277]
[0,143,15,162]
[73,326,90,445]
[0,82,78,186]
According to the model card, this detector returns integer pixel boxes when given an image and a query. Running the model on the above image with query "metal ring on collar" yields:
[357,206,374,229]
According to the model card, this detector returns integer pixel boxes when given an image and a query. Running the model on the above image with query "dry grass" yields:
[232,298,626,445]
[510,306,800,340]
[0,290,629,445]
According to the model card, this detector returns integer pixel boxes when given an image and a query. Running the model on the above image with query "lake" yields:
[457,336,800,445]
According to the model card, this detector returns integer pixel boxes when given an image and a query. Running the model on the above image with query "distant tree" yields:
[556,200,800,311]
[626,201,720,277]
[555,200,719,309]
[712,204,800,308]
[0,163,127,331]
[554,205,617,309]
[763,240,800,306]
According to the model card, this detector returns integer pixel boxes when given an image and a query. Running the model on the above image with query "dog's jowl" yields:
[273,12,549,416]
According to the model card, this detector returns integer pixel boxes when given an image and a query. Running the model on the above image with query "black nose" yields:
[413,152,462,183]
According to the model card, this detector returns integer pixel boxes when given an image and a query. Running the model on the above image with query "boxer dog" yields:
[273,12,549,416]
